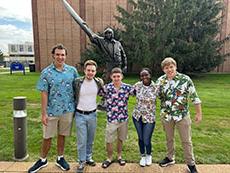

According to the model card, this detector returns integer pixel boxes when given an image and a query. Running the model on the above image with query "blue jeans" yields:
[75,111,97,162]
[133,117,155,155]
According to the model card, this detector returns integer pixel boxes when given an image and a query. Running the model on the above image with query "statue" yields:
[61,0,127,83]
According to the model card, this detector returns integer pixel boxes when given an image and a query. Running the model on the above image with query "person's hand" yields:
[194,113,202,124]
[41,113,48,126]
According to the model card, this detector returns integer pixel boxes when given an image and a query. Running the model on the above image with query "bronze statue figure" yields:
[61,0,127,82]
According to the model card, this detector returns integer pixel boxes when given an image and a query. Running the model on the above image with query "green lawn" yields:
[0,72,229,164]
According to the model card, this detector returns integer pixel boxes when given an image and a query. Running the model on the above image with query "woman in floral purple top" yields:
[132,68,158,167]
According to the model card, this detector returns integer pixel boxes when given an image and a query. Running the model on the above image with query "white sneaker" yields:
[146,155,152,166]
[139,156,146,167]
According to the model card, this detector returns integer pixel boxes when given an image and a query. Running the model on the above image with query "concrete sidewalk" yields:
[1,162,230,173]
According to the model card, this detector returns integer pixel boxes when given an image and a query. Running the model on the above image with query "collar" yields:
[104,38,116,43]
[51,63,67,72]
[110,82,125,89]
[163,72,180,81]
[78,76,98,83]
[142,80,154,87]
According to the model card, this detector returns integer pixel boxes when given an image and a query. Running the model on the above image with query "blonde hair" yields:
[84,60,97,69]
[161,57,177,69]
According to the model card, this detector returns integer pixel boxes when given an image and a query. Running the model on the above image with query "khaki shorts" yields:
[43,112,74,139]
[105,121,128,143]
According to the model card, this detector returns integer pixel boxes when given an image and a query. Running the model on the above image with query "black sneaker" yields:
[28,159,48,173]
[56,157,70,171]
[159,157,175,167]
[188,165,198,173]
[86,158,96,166]
[76,161,85,173]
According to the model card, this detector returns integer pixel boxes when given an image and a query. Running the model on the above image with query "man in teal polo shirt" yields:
[28,44,79,173]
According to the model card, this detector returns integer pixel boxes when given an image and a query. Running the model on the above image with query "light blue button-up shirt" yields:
[37,63,79,116]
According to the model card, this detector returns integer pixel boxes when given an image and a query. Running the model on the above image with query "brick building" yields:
[216,0,230,72]
[32,0,230,72]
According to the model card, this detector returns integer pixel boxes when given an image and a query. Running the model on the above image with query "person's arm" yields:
[130,83,137,96]
[154,78,162,98]
[187,76,202,123]
[98,85,106,98]
[194,103,202,123]
[41,91,48,126]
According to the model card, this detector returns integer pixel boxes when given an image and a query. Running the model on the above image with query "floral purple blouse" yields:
[132,81,158,123]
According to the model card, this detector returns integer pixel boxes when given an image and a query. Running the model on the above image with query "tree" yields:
[0,49,4,62]
[116,0,224,74]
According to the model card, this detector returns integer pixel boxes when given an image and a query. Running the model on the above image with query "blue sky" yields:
[0,0,33,53]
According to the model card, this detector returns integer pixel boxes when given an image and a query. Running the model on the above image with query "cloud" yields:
[0,0,33,53]
[0,0,32,23]
[0,24,33,53]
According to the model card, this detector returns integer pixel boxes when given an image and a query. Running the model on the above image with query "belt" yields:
[76,109,96,115]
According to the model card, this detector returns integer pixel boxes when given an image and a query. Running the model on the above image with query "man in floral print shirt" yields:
[156,57,202,173]
[28,44,79,173]
[100,67,134,169]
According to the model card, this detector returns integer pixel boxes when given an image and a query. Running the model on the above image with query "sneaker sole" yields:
[76,169,84,173]
[55,162,70,171]
[29,162,48,173]
[86,162,96,166]
[159,160,175,167]
[146,162,152,166]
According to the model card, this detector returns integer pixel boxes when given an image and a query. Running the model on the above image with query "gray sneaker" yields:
[76,161,85,173]
[28,159,48,173]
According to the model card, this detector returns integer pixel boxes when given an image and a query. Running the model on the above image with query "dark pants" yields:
[133,117,155,155]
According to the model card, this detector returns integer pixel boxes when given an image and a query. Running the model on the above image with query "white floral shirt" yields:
[156,72,201,122]
[132,81,158,123]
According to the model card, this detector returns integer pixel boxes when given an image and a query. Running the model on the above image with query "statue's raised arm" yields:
[61,0,95,39]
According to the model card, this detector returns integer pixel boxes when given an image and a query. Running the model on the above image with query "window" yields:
[28,45,33,52]
[19,45,24,52]
[10,45,17,52]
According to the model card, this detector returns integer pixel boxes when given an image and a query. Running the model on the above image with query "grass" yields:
[0,72,230,164]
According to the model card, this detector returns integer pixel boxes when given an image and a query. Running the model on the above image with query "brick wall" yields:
[32,0,230,72]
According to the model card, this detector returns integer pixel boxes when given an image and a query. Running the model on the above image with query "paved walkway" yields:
[1,162,230,173]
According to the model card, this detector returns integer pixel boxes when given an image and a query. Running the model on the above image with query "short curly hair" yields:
[51,43,67,55]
